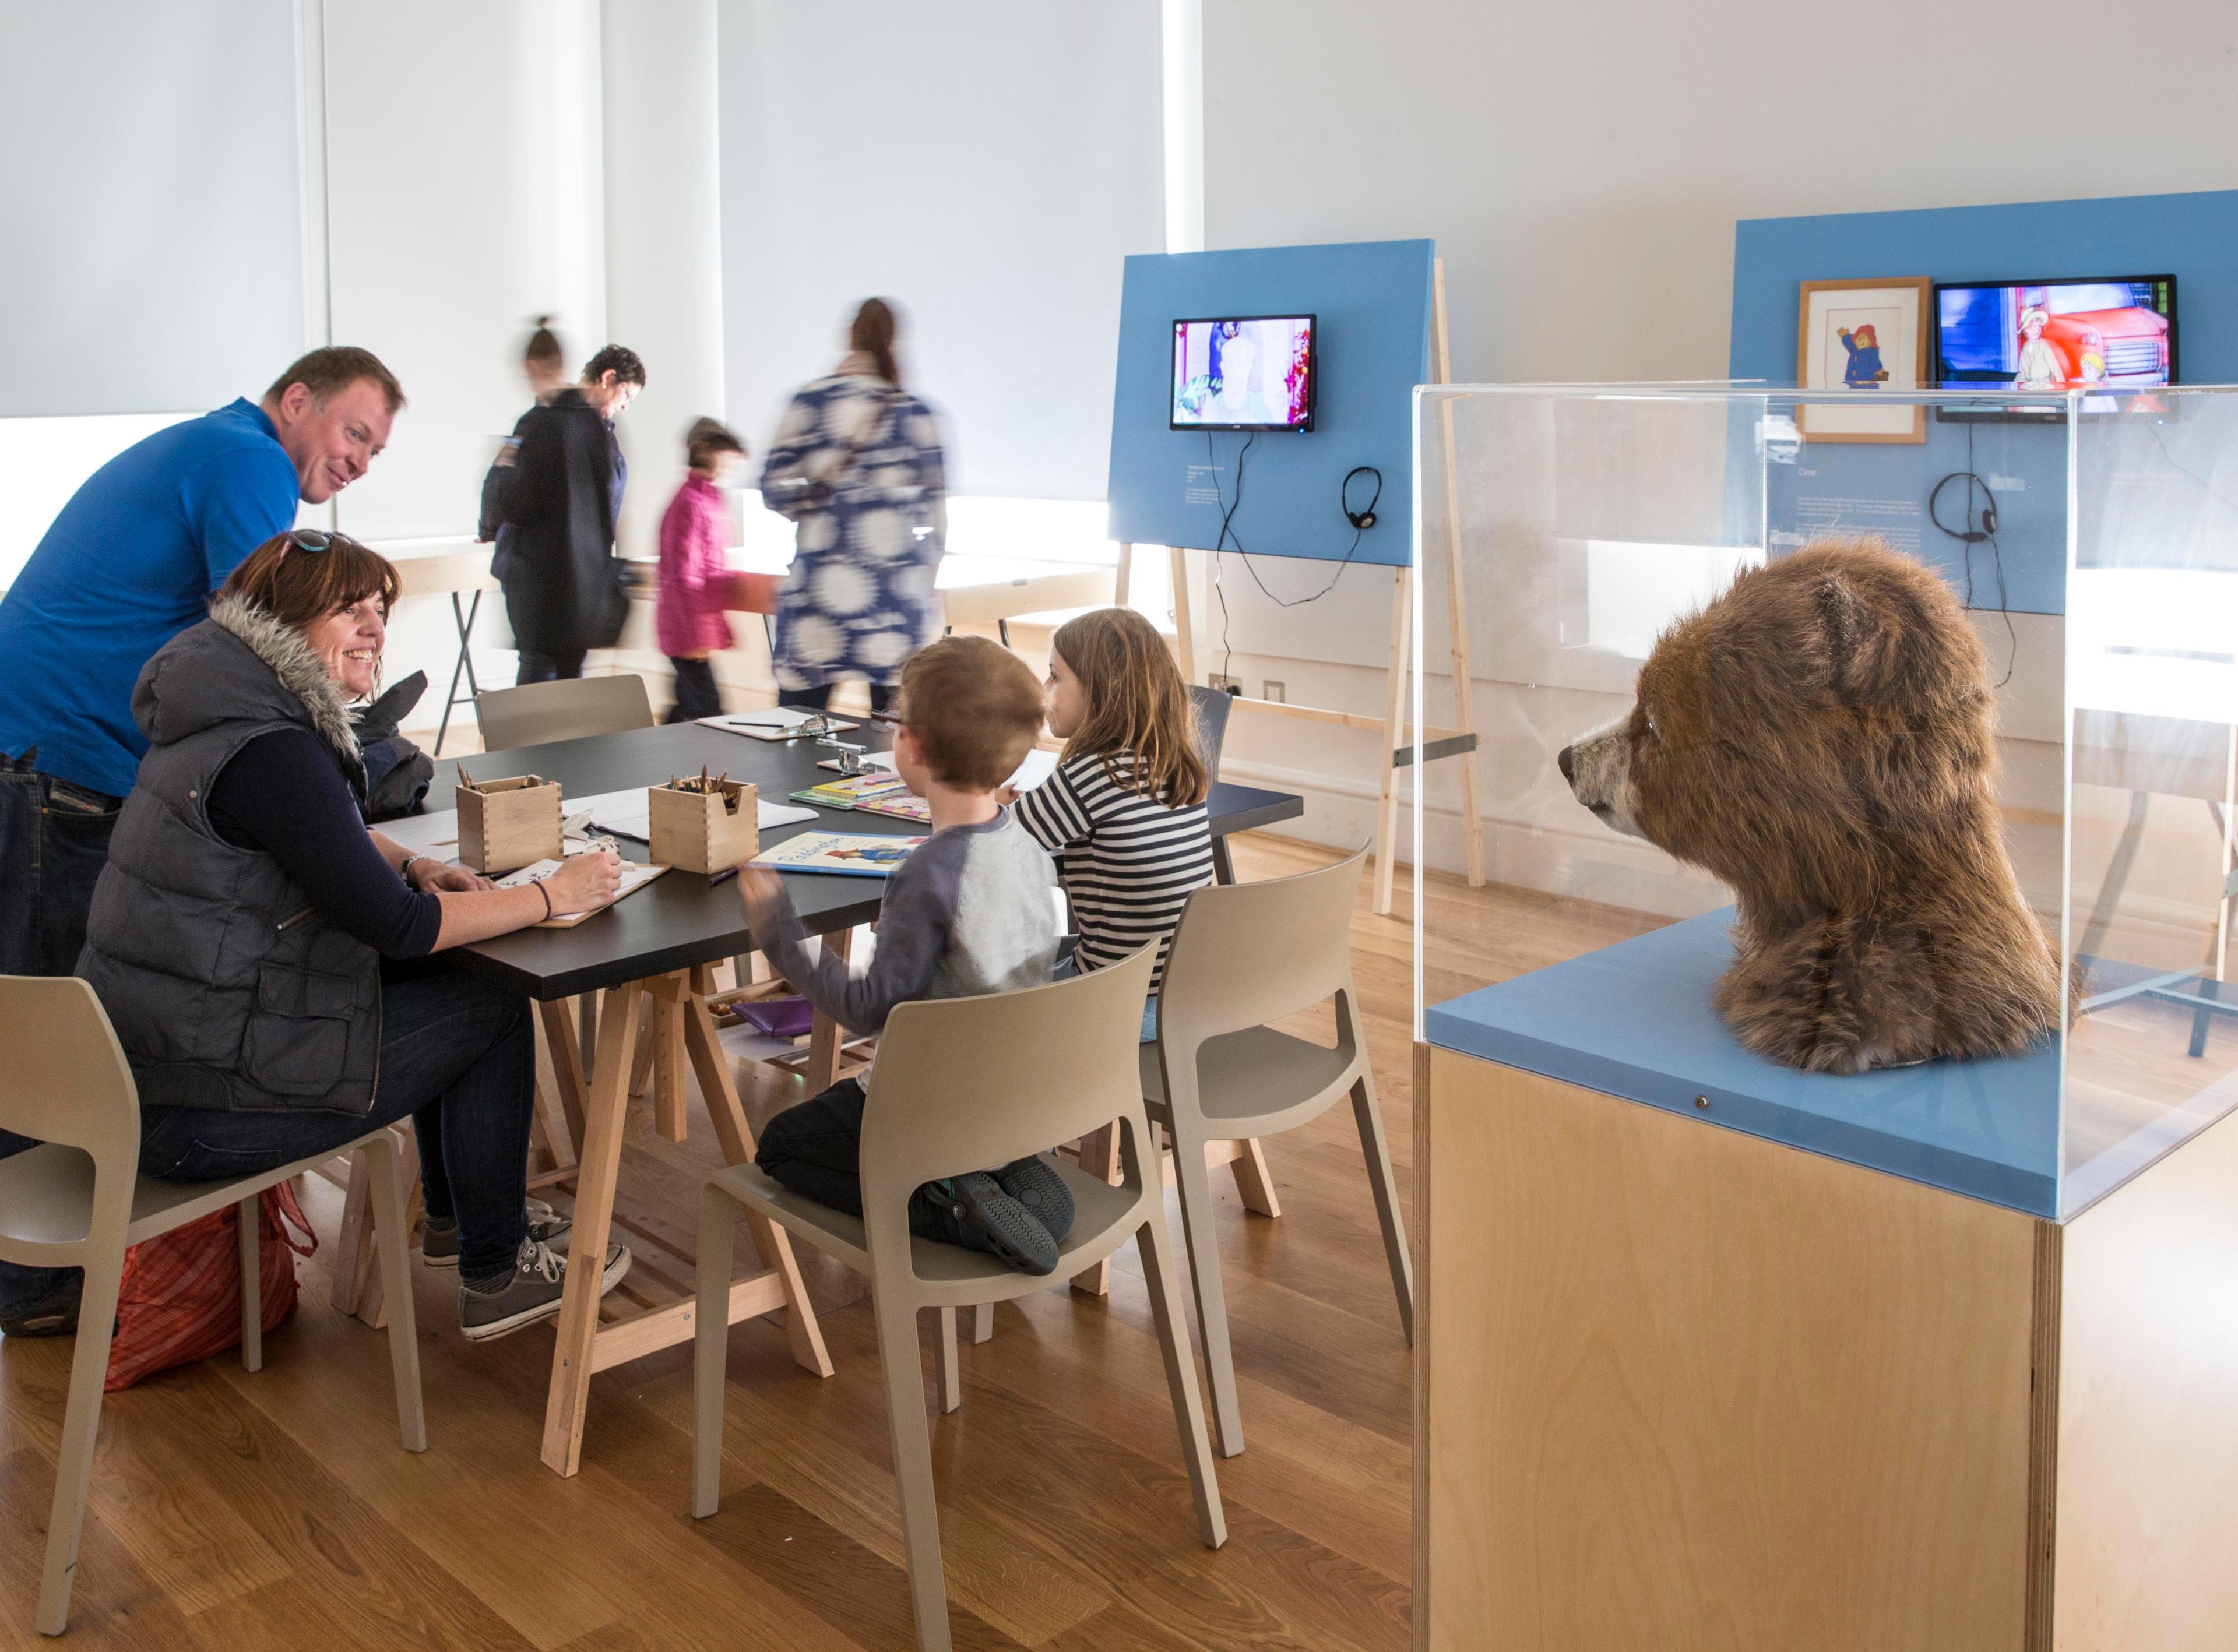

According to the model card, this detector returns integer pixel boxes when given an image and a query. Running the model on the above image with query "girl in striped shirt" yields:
[1011,607,1214,1041]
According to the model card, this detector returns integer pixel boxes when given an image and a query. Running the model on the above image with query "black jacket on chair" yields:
[495,388,629,656]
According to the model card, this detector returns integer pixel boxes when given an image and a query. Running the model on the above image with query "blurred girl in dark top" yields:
[479,317,571,590]
[494,344,646,684]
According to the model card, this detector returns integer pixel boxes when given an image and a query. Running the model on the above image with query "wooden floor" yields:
[3,833,1555,1652]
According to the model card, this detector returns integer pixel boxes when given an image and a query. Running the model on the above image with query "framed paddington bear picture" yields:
[1795,277,1931,442]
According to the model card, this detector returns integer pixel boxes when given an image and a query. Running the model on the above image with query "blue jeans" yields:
[0,753,121,978]
[0,963,536,1316]
[1053,952,1160,1042]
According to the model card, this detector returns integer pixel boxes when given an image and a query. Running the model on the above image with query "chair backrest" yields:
[1187,684,1232,781]
[1158,844,1369,1044]
[0,977,140,1166]
[475,674,654,751]
[858,943,1159,1204]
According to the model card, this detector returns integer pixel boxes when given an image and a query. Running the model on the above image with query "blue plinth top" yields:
[1424,910,2060,1217]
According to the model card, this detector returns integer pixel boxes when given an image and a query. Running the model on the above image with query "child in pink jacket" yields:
[658,419,746,723]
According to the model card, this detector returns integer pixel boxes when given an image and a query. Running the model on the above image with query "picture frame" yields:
[1794,277,1932,443]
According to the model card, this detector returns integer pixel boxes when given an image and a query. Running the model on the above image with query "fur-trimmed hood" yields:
[132,593,363,767]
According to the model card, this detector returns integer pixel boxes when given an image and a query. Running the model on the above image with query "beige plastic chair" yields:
[0,977,425,1637]
[1145,844,1412,1457]
[473,672,653,751]
[691,944,1224,1652]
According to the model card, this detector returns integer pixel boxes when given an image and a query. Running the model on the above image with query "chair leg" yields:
[362,1132,428,1452]
[1350,1072,1415,1345]
[34,1247,125,1636]
[693,1183,736,1519]
[1068,1123,1122,1298]
[1136,1207,1229,1549]
[937,1308,962,1414]
[237,1193,263,1373]
[1167,1122,1247,1457]
[871,1295,953,1652]
[972,1302,993,1344]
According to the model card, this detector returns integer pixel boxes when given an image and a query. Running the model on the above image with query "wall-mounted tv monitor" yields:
[1170,315,1315,431]
[1934,276,2176,421]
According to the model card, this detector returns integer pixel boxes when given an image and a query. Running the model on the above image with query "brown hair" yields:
[895,636,1044,790]
[849,298,901,387]
[524,315,565,368]
[582,344,646,388]
[1050,607,1209,808]
[218,531,403,630]
[263,346,406,415]
[685,415,745,472]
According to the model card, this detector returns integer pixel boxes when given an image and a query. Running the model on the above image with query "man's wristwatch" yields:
[400,855,434,890]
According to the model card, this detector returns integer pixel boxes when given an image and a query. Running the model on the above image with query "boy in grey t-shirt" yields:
[741,636,1074,1273]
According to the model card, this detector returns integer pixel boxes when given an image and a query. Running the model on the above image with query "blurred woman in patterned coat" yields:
[758,298,948,714]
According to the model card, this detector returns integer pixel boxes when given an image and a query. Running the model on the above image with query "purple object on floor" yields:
[733,996,815,1040]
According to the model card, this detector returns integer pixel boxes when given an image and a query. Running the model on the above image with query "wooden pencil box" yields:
[648,778,759,874]
[456,773,562,874]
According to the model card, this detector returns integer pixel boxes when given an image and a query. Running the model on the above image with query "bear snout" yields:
[1561,714,1643,839]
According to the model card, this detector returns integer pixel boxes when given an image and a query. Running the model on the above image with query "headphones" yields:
[1342,465,1384,530]
[1929,471,1998,544]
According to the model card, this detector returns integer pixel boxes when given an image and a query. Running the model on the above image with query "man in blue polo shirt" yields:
[0,346,403,980]
[0,346,403,1338]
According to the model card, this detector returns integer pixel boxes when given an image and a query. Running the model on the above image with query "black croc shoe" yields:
[938,1172,1061,1276]
[994,1154,1076,1244]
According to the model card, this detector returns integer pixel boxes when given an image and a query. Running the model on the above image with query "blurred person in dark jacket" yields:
[493,344,645,684]
[477,318,571,586]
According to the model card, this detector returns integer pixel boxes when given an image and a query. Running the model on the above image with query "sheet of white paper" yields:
[569,786,816,839]
[704,707,817,730]
[380,809,460,855]
[849,749,1051,791]
[1009,749,1058,792]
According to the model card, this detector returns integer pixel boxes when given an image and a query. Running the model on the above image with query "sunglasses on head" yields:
[286,528,335,554]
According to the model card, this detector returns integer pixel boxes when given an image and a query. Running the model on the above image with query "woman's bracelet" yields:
[537,880,553,920]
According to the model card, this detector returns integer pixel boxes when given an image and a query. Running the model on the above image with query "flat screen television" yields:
[1934,275,2176,421]
[1170,315,1316,431]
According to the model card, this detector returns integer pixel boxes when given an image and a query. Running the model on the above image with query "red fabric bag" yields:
[104,1182,317,1392]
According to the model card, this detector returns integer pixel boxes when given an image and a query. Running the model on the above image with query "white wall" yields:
[0,0,306,418]
[1196,0,2238,866]
[603,0,727,561]
[715,0,1165,499]
[323,0,607,545]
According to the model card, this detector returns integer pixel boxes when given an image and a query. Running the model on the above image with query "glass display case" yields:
[1412,382,2238,1220]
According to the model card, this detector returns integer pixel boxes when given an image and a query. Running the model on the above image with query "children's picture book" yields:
[853,792,932,823]
[751,831,926,878]
[789,772,912,811]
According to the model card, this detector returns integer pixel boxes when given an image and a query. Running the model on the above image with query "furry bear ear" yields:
[1813,573,1908,706]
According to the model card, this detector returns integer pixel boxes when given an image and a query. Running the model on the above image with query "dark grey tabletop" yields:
[420,720,1303,1000]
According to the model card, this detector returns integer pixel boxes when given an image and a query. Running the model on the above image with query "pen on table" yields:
[708,864,742,889]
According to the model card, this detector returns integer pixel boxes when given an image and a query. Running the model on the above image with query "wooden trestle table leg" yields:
[677,966,833,1379]
[541,979,645,1476]
[540,971,836,1478]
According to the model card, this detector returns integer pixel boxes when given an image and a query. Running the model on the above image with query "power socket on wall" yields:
[1206,672,1241,693]
[1262,680,1286,703]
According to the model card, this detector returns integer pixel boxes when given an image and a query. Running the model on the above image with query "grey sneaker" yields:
[459,1236,631,1343]
[422,1199,571,1269]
